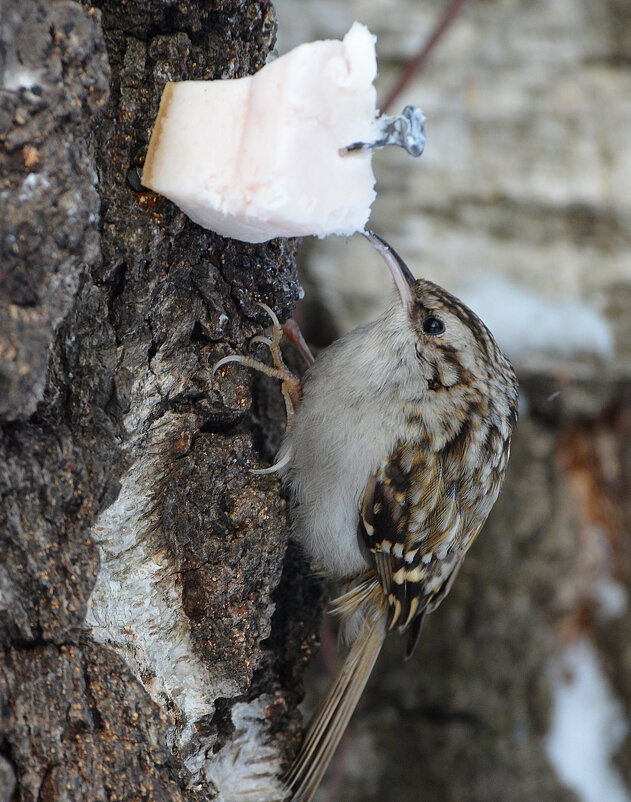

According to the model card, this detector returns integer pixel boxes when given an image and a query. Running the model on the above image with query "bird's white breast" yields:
[278,305,418,579]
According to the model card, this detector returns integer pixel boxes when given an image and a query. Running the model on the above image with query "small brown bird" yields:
[216,232,519,801]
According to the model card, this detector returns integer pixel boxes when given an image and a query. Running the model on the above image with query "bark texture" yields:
[1,1,323,800]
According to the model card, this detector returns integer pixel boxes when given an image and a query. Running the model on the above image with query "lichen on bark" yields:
[1,1,321,799]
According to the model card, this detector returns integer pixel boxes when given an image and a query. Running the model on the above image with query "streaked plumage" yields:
[276,234,518,801]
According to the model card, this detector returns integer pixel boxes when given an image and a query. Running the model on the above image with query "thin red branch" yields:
[381,0,473,114]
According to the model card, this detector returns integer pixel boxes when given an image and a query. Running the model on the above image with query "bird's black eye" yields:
[422,316,445,336]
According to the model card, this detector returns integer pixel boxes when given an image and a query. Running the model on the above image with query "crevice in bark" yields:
[1,1,312,799]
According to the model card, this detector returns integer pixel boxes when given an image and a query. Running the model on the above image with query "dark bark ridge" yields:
[1,1,322,800]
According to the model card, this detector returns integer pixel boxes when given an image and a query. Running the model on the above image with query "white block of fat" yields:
[142,23,378,243]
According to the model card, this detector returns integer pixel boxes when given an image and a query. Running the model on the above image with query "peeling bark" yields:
[1,1,322,799]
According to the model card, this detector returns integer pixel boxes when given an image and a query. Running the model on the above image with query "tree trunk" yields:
[1,2,323,799]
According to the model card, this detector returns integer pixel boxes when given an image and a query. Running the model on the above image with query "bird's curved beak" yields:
[363,231,415,308]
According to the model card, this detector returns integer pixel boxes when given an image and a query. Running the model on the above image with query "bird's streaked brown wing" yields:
[359,439,478,654]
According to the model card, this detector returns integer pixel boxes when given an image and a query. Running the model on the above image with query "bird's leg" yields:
[282,317,315,367]
[213,303,302,427]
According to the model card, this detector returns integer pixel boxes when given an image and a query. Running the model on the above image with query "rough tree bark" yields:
[1,1,323,800]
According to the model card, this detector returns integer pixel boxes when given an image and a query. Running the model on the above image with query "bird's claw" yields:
[213,303,302,432]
